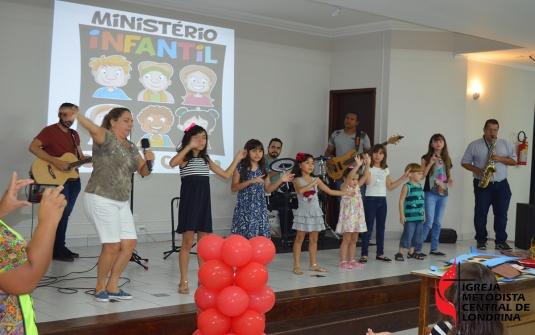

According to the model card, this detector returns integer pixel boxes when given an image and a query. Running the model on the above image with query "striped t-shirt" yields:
[179,157,210,178]
[403,182,425,222]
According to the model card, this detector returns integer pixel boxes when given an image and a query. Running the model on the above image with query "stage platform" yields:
[33,237,505,334]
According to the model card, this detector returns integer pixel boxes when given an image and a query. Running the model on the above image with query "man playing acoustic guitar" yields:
[324,112,371,217]
[29,103,90,262]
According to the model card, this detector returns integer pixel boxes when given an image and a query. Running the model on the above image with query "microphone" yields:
[140,138,153,171]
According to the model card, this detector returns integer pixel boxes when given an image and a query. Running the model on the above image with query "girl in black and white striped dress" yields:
[170,124,246,294]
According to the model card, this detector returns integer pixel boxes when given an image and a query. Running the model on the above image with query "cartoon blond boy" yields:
[89,55,132,100]
[137,61,174,103]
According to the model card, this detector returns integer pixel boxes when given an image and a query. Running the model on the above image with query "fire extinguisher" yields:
[517,131,528,165]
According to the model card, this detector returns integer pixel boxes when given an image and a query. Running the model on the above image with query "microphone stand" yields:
[129,131,148,270]
[316,157,340,241]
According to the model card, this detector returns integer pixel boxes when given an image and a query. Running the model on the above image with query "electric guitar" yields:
[327,135,404,180]
[30,153,92,185]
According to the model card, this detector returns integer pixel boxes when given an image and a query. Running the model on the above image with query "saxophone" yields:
[478,139,497,188]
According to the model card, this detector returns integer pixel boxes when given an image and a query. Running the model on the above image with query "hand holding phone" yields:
[27,184,57,203]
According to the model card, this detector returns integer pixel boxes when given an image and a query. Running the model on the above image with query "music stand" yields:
[269,158,296,249]
[163,197,197,259]
[314,155,340,241]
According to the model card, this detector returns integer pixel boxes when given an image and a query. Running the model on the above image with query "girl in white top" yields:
[359,144,410,263]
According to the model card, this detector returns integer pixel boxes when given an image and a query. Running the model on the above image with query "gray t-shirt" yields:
[85,129,139,201]
[328,130,371,156]
[460,137,517,182]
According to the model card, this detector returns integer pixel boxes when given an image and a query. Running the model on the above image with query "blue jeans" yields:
[361,196,387,257]
[473,178,511,245]
[53,178,81,253]
[399,221,423,250]
[417,191,448,252]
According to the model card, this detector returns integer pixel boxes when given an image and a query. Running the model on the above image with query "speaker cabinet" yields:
[515,203,535,250]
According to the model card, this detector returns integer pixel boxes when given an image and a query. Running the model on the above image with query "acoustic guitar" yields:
[327,135,404,180]
[30,153,92,185]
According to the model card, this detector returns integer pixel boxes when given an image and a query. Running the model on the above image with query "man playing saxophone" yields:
[461,119,517,251]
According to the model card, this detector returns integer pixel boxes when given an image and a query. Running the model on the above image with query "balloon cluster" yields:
[193,235,276,335]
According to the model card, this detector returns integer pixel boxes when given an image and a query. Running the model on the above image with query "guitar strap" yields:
[69,129,80,159]
[354,130,361,151]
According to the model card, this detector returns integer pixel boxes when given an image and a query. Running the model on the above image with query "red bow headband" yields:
[185,123,197,132]
[296,152,306,162]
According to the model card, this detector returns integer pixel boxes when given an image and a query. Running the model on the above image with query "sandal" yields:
[349,260,364,268]
[430,251,446,256]
[178,280,189,294]
[309,263,329,272]
[293,265,304,275]
[407,252,425,260]
[375,255,392,262]
[339,261,352,269]
[358,256,368,264]
[394,253,404,261]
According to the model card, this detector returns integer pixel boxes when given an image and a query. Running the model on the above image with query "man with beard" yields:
[264,138,283,185]
[29,103,90,261]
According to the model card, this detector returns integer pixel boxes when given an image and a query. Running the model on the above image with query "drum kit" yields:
[268,154,339,241]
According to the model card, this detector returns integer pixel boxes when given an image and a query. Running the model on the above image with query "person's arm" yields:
[460,143,484,178]
[29,138,70,171]
[74,112,107,145]
[267,170,279,179]
[76,146,91,161]
[293,178,315,194]
[386,169,410,190]
[265,173,294,194]
[317,179,349,197]
[231,169,264,192]
[210,150,247,180]
[421,155,437,177]
[399,185,408,225]
[358,163,369,187]
[0,176,66,295]
[136,149,154,177]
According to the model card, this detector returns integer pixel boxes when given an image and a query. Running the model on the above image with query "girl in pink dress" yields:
[336,155,369,269]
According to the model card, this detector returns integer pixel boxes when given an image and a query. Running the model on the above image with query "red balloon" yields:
[249,237,275,265]
[216,286,249,317]
[194,286,220,310]
[231,310,265,335]
[197,234,225,261]
[234,262,268,291]
[198,260,234,291]
[247,285,275,314]
[221,235,253,267]
[196,308,205,320]
[198,308,231,335]
[192,330,203,335]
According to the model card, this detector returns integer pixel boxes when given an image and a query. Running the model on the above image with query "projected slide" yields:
[48,0,234,173]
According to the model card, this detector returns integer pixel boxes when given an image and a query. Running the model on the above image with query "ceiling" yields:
[119,0,535,70]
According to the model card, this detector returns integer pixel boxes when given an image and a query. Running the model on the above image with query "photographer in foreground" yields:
[0,172,66,334]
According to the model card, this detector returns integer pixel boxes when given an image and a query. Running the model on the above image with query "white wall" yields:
[0,0,331,245]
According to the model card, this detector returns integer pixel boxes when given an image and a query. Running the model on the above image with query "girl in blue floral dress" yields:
[231,139,294,239]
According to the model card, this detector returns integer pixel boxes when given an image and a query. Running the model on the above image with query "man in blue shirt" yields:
[461,119,517,251]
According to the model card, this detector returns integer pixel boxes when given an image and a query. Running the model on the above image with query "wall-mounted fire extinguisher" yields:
[517,131,528,165]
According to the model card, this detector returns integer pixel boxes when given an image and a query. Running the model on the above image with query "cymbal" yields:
[269,158,296,172]
[314,155,332,162]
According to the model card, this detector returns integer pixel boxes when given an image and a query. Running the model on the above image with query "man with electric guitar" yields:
[324,112,371,214]
[29,103,91,262]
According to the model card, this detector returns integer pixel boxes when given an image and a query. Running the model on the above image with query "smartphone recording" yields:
[27,184,57,203]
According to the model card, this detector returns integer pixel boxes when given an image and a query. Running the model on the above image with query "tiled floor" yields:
[33,237,508,333]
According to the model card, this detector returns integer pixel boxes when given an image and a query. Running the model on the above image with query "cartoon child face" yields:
[140,112,173,135]
[185,70,212,93]
[93,65,130,88]
[183,115,209,131]
[140,71,171,92]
